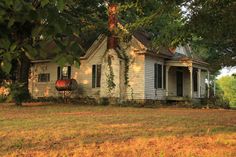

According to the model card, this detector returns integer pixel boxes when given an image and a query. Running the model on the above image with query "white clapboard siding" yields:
[144,55,165,100]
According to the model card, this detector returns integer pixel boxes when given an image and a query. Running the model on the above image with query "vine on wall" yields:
[105,41,134,94]
[119,48,130,86]
[106,55,116,92]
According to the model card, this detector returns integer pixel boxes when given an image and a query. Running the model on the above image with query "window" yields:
[57,66,71,80]
[193,68,198,91]
[92,64,101,88]
[154,63,163,89]
[38,73,50,82]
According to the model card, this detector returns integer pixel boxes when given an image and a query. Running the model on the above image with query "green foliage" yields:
[116,0,235,72]
[0,0,107,73]
[0,95,7,103]
[106,55,116,92]
[217,75,236,107]
[6,82,31,105]
[183,0,236,71]
[99,97,110,106]
[0,0,234,84]
[117,0,185,48]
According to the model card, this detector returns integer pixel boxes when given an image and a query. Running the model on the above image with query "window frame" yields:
[38,73,50,82]
[57,66,71,80]
[92,64,101,88]
[154,63,163,89]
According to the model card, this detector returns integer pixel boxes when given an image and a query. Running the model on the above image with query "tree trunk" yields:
[13,53,31,106]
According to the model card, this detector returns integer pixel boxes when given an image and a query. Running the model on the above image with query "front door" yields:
[176,71,183,97]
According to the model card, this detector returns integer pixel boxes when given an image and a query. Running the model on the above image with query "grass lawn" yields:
[0,103,236,157]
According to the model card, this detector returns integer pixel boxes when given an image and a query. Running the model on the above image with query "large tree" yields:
[182,0,236,72]
[0,0,235,104]
[0,0,107,104]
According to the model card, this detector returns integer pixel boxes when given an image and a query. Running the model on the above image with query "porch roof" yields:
[166,56,209,70]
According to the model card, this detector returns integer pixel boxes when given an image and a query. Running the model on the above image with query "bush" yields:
[99,97,110,106]
[207,95,230,109]
[7,82,30,105]
[0,95,7,103]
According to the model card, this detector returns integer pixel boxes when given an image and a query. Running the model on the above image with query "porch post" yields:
[165,66,170,96]
[207,70,210,98]
[198,68,201,98]
[188,66,193,98]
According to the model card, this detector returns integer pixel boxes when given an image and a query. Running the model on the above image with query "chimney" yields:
[107,3,118,49]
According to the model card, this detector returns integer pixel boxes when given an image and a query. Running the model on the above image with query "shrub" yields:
[7,82,30,106]
[0,95,7,103]
[207,95,230,109]
[99,97,110,106]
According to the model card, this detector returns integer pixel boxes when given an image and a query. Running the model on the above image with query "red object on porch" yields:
[55,79,77,91]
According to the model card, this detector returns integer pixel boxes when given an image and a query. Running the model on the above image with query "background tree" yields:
[0,0,107,105]
[0,0,235,104]
[182,0,236,73]
[217,75,236,107]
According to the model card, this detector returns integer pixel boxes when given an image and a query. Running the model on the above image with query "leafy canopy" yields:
[0,0,235,74]
[0,0,107,73]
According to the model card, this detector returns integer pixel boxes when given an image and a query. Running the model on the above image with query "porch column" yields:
[207,70,210,98]
[188,66,193,98]
[198,68,201,98]
[165,66,170,96]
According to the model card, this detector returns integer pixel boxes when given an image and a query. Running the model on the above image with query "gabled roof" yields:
[31,28,208,66]
[132,30,208,65]
[80,34,106,60]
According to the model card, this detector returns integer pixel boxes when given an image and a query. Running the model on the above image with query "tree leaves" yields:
[24,45,37,60]
[1,60,12,73]
[184,0,236,69]
[41,0,49,7]
[57,0,65,11]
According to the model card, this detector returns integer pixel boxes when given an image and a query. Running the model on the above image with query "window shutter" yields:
[96,64,101,87]
[92,65,96,88]
[193,69,198,91]
[158,64,162,88]
[47,73,50,82]
[68,66,71,79]
[57,66,61,80]
[163,65,166,89]
[154,64,157,89]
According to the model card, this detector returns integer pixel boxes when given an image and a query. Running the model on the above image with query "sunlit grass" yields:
[0,104,236,157]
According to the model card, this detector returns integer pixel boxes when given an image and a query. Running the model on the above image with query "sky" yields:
[217,66,236,79]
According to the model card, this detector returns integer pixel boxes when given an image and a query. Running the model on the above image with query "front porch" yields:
[165,59,209,100]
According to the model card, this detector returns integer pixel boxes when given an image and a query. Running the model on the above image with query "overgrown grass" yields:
[0,103,236,157]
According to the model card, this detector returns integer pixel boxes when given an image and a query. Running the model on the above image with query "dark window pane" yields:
[68,66,71,79]
[92,65,96,88]
[154,64,157,89]
[57,66,61,80]
[96,64,101,87]
[38,73,50,82]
